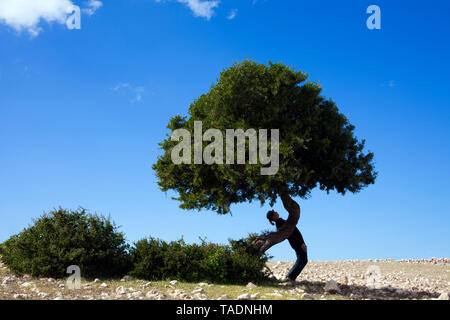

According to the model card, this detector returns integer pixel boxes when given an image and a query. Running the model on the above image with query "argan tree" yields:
[153,60,376,255]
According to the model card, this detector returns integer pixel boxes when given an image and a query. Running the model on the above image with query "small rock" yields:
[121,275,133,281]
[192,288,204,294]
[116,286,126,295]
[237,293,251,300]
[246,282,257,289]
[198,282,209,287]
[295,287,305,293]
[301,293,313,300]
[93,279,101,283]
[146,290,159,299]
[438,293,449,300]
[169,280,178,285]
[250,293,260,299]
[382,286,396,292]
[193,293,207,300]
[131,291,143,298]
[21,282,33,288]
[266,292,283,297]
[100,283,108,288]
[38,292,49,298]
[2,276,17,284]
[324,280,341,293]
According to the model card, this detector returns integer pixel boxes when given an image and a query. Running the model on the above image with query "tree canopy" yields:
[153,60,377,214]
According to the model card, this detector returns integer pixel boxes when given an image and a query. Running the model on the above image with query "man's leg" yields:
[287,249,308,281]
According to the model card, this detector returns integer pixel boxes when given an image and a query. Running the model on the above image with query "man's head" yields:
[266,210,279,225]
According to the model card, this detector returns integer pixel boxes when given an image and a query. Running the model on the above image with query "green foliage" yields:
[0,208,272,283]
[129,235,271,284]
[0,208,131,279]
[153,59,377,214]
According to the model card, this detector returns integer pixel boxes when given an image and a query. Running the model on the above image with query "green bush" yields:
[0,208,273,284]
[129,235,271,284]
[0,208,131,279]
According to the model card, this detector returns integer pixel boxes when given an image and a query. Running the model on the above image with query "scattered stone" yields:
[116,286,126,295]
[194,292,207,300]
[266,292,283,297]
[295,287,305,293]
[121,275,133,281]
[0,258,447,300]
[2,276,17,284]
[301,293,313,300]
[21,282,33,288]
[237,293,251,300]
[146,290,159,299]
[198,282,209,287]
[324,280,341,293]
[131,291,143,298]
[438,293,449,300]
[192,288,204,294]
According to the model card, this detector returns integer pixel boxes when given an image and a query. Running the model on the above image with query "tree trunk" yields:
[252,194,300,256]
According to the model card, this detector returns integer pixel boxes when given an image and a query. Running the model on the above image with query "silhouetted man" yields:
[267,209,308,283]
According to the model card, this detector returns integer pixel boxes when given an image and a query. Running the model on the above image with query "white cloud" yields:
[112,82,131,91]
[0,0,102,36]
[227,8,237,20]
[156,0,220,20]
[82,0,102,16]
[0,0,74,36]
[112,83,146,103]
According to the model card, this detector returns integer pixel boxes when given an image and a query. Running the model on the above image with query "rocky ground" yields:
[1,258,449,300]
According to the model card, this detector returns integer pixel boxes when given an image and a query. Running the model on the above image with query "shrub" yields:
[129,235,271,284]
[0,207,131,279]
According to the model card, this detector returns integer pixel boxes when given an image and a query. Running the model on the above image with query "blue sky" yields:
[1,0,449,261]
